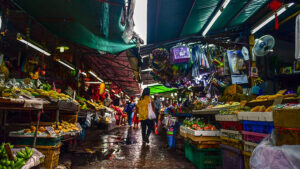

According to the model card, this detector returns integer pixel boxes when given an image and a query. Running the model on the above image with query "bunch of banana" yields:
[0,143,32,169]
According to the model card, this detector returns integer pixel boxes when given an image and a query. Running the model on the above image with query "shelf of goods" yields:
[192,104,240,115]
[215,108,273,169]
[0,97,49,148]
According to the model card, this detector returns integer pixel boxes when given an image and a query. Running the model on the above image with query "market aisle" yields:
[63,126,196,169]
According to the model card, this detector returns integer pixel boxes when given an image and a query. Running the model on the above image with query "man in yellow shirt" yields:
[136,88,156,143]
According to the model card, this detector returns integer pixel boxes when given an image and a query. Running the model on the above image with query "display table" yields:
[0,97,49,147]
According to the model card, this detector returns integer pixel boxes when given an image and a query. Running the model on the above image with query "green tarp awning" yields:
[13,0,136,54]
[149,85,177,95]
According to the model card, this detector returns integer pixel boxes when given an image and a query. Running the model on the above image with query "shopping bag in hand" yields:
[148,98,156,120]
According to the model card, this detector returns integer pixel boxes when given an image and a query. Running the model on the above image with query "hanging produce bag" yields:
[170,45,191,64]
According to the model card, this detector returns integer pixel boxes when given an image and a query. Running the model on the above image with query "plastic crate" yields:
[220,144,244,169]
[220,121,243,131]
[16,144,61,169]
[221,129,242,140]
[184,140,193,162]
[243,151,251,169]
[242,131,269,144]
[192,145,222,169]
[241,121,274,134]
[9,135,62,146]
[275,126,300,146]
[220,136,243,150]
[243,141,258,153]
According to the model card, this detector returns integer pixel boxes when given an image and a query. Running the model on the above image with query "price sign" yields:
[46,126,56,136]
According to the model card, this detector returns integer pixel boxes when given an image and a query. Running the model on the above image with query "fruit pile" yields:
[183,118,217,131]
[207,102,240,109]
[25,88,73,101]
[250,105,275,112]
[86,101,105,110]
[250,89,298,103]
[0,143,33,169]
[22,121,80,136]
[220,106,251,115]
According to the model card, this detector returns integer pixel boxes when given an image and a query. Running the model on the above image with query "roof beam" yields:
[225,0,254,27]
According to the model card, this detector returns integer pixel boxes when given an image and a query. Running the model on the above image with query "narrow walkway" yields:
[63,126,196,169]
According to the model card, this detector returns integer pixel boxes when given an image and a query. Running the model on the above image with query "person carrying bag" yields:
[136,88,156,144]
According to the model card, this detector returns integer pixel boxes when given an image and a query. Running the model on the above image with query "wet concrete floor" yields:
[61,126,196,169]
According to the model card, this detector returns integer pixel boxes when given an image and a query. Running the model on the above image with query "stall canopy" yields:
[149,85,177,95]
[12,0,136,54]
[147,0,297,44]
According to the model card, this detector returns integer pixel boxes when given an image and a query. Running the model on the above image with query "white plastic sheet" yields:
[11,148,45,169]
[250,132,300,169]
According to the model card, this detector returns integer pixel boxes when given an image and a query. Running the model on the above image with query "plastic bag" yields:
[250,132,300,169]
[85,112,92,127]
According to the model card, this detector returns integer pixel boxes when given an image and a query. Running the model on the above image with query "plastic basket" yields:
[243,151,251,169]
[220,121,243,131]
[242,131,269,144]
[9,136,62,146]
[243,141,258,153]
[192,145,222,169]
[220,136,243,150]
[16,144,61,169]
[168,135,174,147]
[220,144,244,169]
[275,126,300,146]
[241,121,274,134]
[221,129,242,140]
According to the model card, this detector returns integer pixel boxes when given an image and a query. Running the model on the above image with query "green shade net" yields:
[13,0,136,54]
[149,85,177,95]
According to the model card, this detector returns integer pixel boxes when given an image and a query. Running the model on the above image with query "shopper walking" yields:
[124,97,136,127]
[136,88,156,143]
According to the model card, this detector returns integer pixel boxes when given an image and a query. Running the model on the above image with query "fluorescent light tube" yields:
[57,59,75,70]
[89,71,103,82]
[141,68,153,72]
[81,72,87,76]
[115,94,120,98]
[202,0,231,36]
[85,81,102,84]
[19,39,51,56]
[251,3,294,34]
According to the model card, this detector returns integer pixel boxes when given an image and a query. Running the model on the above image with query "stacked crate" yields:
[215,114,244,169]
[180,125,222,169]
[238,111,273,169]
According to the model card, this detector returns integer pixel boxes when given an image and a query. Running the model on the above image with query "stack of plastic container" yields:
[238,111,273,169]
[215,113,244,169]
[181,118,222,169]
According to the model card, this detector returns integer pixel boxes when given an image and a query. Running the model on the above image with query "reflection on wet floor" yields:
[61,126,196,169]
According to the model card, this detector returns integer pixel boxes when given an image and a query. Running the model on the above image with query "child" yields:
[132,107,140,129]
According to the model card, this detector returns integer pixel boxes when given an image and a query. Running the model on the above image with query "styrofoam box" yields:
[215,114,239,121]
[244,141,258,152]
[186,127,194,135]
[221,129,243,140]
[192,130,221,137]
[180,126,187,133]
[238,111,273,121]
